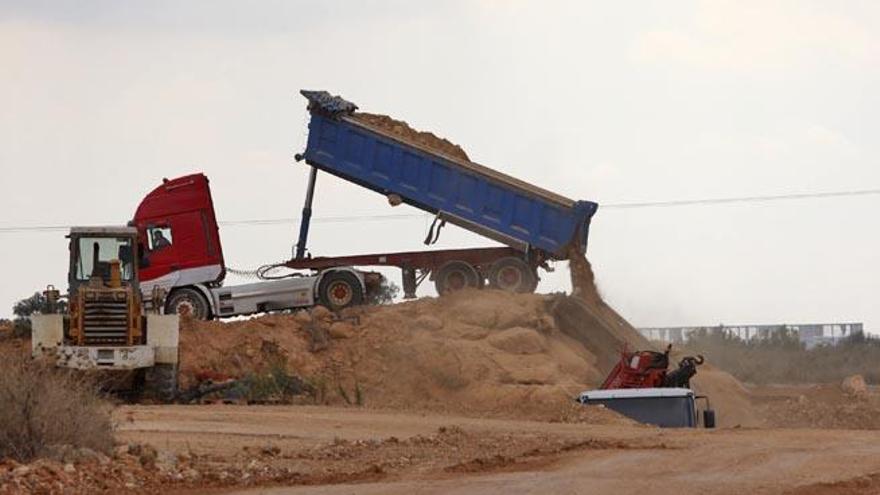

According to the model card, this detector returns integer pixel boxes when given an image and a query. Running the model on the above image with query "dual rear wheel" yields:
[434,257,537,295]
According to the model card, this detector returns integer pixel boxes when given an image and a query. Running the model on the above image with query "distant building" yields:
[638,323,864,349]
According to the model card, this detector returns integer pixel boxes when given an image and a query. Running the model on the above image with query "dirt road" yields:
[115,405,880,495]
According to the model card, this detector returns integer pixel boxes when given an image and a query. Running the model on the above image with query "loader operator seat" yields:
[91,261,111,280]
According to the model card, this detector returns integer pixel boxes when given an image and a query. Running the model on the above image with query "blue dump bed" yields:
[299,91,598,260]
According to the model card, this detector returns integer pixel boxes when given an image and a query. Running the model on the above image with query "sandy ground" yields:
[8,291,878,494]
[114,404,880,495]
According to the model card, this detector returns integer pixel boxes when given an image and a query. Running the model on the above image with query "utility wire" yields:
[0,213,427,234]
[603,188,880,209]
[0,187,878,234]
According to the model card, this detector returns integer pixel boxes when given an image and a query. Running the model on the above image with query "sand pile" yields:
[181,291,614,421]
[180,286,751,425]
[351,113,470,161]
[564,250,758,427]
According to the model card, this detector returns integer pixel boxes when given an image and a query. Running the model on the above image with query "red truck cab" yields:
[132,174,225,315]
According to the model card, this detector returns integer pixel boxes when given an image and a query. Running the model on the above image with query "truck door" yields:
[140,210,222,290]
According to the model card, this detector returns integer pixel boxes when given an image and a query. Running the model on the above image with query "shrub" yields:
[233,358,315,404]
[0,355,113,462]
[366,278,400,305]
[11,292,42,338]
[681,329,880,385]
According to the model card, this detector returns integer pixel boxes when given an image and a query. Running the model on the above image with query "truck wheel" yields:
[434,261,480,294]
[488,257,538,293]
[317,271,364,311]
[166,288,210,320]
[144,363,178,402]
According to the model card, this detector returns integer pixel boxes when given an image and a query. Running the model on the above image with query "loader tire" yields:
[166,288,210,320]
[144,363,179,402]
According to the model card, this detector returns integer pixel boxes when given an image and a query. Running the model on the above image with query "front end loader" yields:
[31,226,179,400]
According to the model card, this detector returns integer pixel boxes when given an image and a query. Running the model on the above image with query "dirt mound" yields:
[563,249,756,427]
[180,284,750,425]
[181,291,605,421]
[842,375,868,396]
[753,383,880,429]
[690,366,760,427]
[351,112,470,161]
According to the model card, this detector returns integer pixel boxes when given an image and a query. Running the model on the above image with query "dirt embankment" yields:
[180,280,754,427]
[181,291,627,423]
[751,381,880,430]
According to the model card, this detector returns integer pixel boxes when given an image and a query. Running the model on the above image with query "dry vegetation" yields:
[0,354,113,462]
[681,329,880,384]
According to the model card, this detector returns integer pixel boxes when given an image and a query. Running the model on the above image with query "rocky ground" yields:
[6,404,880,495]
[3,289,879,494]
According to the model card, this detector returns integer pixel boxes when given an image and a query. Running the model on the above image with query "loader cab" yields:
[66,226,144,346]
[68,227,140,295]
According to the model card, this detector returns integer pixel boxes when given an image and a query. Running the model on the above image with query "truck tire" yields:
[434,260,481,294]
[166,288,210,320]
[317,271,364,311]
[488,257,538,293]
[144,363,178,402]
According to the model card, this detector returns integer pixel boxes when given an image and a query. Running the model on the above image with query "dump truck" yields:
[127,90,599,319]
[31,227,180,399]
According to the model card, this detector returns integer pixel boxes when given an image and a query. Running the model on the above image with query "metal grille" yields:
[82,295,129,345]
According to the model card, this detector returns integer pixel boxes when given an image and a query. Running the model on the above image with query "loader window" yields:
[147,227,173,251]
[75,237,134,281]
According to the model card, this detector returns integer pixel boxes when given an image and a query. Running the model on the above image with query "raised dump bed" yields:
[298,90,598,260]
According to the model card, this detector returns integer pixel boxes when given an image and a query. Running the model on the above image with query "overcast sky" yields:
[1,0,878,332]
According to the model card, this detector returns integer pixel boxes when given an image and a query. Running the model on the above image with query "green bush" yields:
[366,279,400,305]
[10,291,67,338]
[234,359,315,403]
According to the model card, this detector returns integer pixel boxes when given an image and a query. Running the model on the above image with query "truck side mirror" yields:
[703,409,716,429]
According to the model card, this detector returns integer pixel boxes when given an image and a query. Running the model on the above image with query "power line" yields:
[603,188,880,209]
[0,187,877,234]
[0,213,427,234]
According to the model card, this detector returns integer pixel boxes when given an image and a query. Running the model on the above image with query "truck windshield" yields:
[75,237,134,281]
